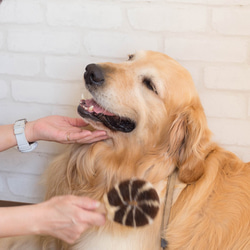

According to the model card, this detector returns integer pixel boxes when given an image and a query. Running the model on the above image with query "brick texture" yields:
[248,99,250,117]
[11,80,82,106]
[46,2,122,29]
[0,53,40,76]
[200,92,247,119]
[45,56,87,81]
[164,37,247,62]
[212,8,250,35]
[208,118,250,146]
[0,80,8,99]
[165,0,250,5]
[0,0,43,24]
[84,32,159,58]
[8,31,81,55]
[0,32,3,48]
[0,0,249,203]
[128,5,207,32]
[204,66,250,91]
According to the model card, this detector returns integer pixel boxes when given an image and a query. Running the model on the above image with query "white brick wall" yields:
[0,0,44,24]
[164,37,247,62]
[212,8,250,36]
[204,66,250,91]
[0,0,249,203]
[46,2,122,29]
[8,30,82,55]
[128,5,208,32]
[0,53,40,76]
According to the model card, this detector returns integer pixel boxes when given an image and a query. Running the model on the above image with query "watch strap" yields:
[14,119,38,153]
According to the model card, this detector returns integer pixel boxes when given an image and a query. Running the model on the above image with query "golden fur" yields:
[2,51,250,249]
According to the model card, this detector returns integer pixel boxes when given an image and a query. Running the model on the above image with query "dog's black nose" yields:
[84,64,104,86]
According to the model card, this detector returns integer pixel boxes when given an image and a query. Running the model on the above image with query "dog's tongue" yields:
[83,99,114,116]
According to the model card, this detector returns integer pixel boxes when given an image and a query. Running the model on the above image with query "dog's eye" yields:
[128,54,134,61]
[142,77,158,95]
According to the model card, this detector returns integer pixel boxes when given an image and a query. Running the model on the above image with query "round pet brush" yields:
[103,178,160,227]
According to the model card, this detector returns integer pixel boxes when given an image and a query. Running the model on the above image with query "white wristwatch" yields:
[14,119,38,153]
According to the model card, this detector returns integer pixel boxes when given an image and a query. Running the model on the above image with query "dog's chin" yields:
[77,99,136,133]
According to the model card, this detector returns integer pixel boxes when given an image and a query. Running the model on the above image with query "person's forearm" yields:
[0,205,41,237]
[0,196,106,242]
[0,124,17,152]
[0,121,36,152]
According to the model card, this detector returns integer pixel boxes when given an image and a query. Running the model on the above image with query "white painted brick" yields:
[51,105,77,118]
[164,38,247,62]
[7,174,44,200]
[0,0,43,24]
[208,118,250,146]
[0,80,8,99]
[11,80,82,106]
[180,62,202,88]
[84,32,159,58]
[47,2,122,29]
[8,31,81,55]
[35,142,66,155]
[212,8,250,36]
[0,176,4,193]
[0,53,40,76]
[0,32,4,48]
[204,66,250,91]
[223,146,250,162]
[0,103,53,125]
[128,5,207,32]
[122,0,162,1]
[248,99,250,117]
[0,150,48,175]
[45,56,86,81]
[165,0,250,5]
[200,92,246,119]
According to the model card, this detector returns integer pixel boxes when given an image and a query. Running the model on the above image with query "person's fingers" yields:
[75,209,106,227]
[38,196,106,245]
[68,131,108,144]
[71,196,101,210]
[86,212,106,227]
[63,130,108,143]
[94,203,106,214]
[68,117,89,128]
[65,130,92,142]
[51,223,90,245]
[77,134,109,144]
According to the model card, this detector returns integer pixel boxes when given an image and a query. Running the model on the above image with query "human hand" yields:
[25,115,108,144]
[35,195,106,244]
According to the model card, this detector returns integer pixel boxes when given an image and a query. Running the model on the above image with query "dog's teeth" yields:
[89,105,94,111]
[81,93,85,100]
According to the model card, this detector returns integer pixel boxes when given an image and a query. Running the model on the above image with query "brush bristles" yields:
[104,179,160,227]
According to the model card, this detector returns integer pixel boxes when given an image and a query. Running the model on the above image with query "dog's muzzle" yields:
[78,64,136,133]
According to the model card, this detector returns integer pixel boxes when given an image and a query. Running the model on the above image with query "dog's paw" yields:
[104,178,160,227]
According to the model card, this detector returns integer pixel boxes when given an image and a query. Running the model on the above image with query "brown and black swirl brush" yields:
[102,178,160,227]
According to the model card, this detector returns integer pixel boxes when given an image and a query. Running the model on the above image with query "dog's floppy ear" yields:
[167,103,211,184]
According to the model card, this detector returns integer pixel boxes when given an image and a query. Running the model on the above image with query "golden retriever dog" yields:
[1,51,250,249]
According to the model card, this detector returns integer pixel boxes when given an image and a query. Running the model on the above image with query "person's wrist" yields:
[30,203,49,236]
[23,204,44,235]
[24,120,37,143]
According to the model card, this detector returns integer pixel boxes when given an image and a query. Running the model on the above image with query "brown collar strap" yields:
[160,169,178,250]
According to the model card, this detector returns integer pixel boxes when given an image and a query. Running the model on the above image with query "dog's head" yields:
[78,51,211,183]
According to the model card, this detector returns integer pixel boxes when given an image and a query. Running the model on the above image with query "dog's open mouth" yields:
[77,99,136,133]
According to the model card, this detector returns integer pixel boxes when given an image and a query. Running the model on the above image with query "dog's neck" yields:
[78,139,179,201]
